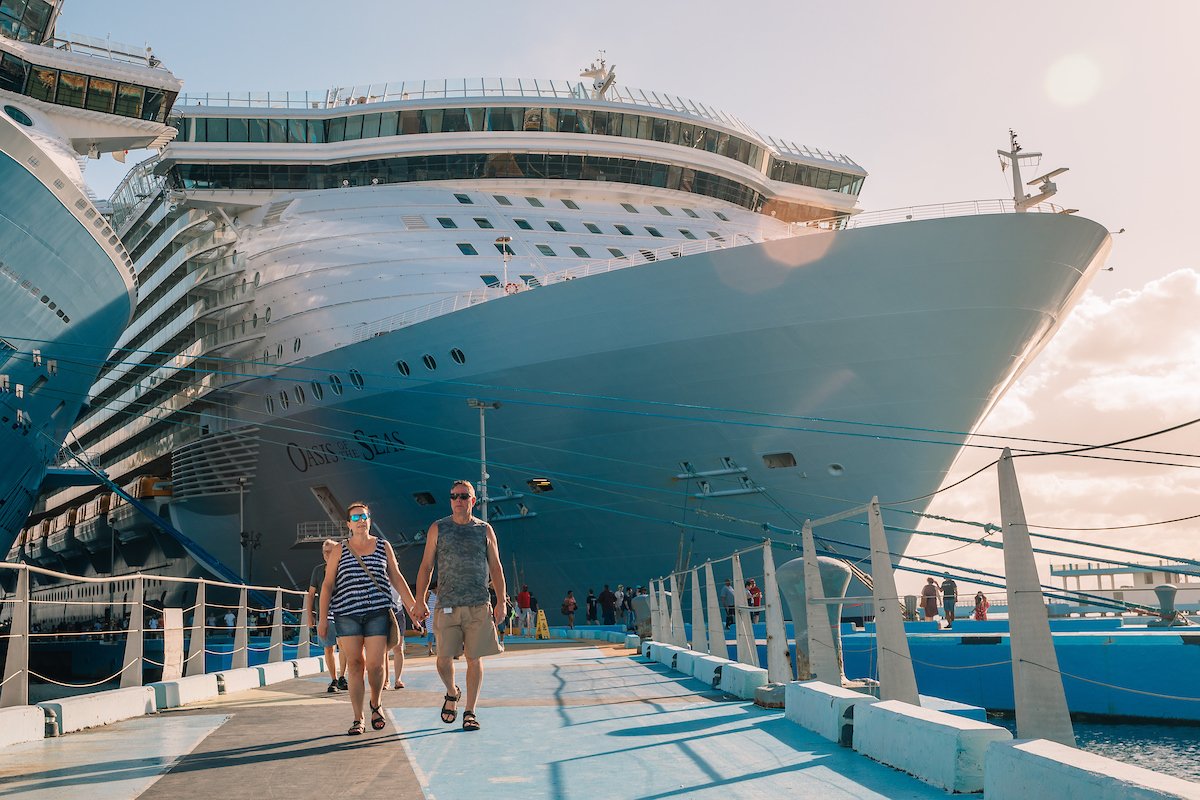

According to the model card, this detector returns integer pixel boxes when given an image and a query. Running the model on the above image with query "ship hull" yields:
[169,211,1109,603]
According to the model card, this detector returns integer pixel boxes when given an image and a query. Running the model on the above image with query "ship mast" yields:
[579,52,616,100]
[997,129,1069,212]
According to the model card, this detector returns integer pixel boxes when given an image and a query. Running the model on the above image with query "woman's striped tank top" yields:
[331,538,392,616]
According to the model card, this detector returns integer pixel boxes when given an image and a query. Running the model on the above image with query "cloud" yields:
[902,270,1200,595]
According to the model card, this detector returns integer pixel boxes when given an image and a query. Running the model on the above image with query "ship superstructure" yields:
[14,55,1110,609]
[0,0,180,560]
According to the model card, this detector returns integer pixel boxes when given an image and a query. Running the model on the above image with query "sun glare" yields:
[1045,54,1102,106]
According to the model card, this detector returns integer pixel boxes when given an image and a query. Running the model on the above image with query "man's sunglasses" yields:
[449,493,473,501]
[348,512,370,522]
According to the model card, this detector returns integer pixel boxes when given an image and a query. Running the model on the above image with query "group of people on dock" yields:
[304,479,506,735]
[919,576,990,627]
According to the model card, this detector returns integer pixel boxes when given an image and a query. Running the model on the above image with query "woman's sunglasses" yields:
[348,512,370,522]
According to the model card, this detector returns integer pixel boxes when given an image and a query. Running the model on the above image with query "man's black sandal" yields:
[462,711,480,732]
[440,685,461,724]
[370,702,387,731]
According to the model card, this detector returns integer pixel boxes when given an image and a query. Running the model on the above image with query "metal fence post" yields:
[119,575,144,688]
[1,567,30,707]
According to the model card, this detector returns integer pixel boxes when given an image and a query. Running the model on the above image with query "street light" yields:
[237,476,246,581]
[495,235,512,289]
[466,398,500,520]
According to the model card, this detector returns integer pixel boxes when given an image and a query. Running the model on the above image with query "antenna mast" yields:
[997,129,1068,212]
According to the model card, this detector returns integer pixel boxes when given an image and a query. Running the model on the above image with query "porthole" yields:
[279,391,289,409]
[276,343,283,358]
[349,369,364,389]
[253,272,261,287]
[450,348,466,365]
[422,354,437,370]
[252,313,258,328]
[264,395,275,413]
[330,374,343,395]
[413,492,436,506]
[311,380,324,400]
[293,337,301,353]
[4,105,32,127]
[396,360,410,376]
[264,307,272,323]
[294,385,306,404]
[827,463,845,476]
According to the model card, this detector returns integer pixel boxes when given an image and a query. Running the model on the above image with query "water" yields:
[993,716,1200,782]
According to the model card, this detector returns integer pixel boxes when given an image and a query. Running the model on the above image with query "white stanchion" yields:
[704,561,725,658]
[689,568,707,655]
[119,575,144,688]
[730,553,758,667]
[760,542,791,684]
[669,573,688,648]
[646,579,661,642]
[801,521,840,683]
[269,588,284,663]
[232,588,249,670]
[185,580,206,678]
[0,568,29,707]
[868,498,919,704]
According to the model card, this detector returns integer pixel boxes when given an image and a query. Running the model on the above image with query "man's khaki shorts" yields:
[433,603,503,659]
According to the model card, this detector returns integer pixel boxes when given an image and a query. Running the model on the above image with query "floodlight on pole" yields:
[467,398,501,520]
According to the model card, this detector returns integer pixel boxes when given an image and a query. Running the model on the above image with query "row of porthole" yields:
[263,349,467,413]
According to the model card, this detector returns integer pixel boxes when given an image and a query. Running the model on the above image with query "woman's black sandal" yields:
[347,719,365,735]
[440,685,461,724]
[462,711,480,732]
[369,702,387,731]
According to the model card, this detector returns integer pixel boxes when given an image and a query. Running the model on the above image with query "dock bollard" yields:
[43,707,59,738]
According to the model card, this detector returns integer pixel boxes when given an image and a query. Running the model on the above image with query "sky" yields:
[59,1,1200,599]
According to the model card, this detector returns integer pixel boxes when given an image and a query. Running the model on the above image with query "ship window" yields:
[114,83,144,118]
[645,227,663,238]
[679,229,697,239]
[654,205,672,216]
[14,384,23,399]
[714,211,729,221]
[546,220,565,232]
[0,376,8,392]
[396,360,410,376]
[294,385,306,404]
[311,380,324,400]
[264,395,275,414]
[293,337,301,353]
[480,275,500,287]
[3,103,32,126]
[361,113,381,139]
[682,207,699,218]
[56,72,86,108]
[85,77,116,113]
[583,222,601,234]
[535,244,556,257]
[570,246,590,258]
[438,217,457,228]
[762,452,797,469]
[708,231,724,241]
[514,218,533,230]
[525,197,544,207]
[493,195,512,206]
[457,243,478,255]
[413,492,436,506]
[621,203,638,213]
[450,348,466,364]
[32,349,41,366]
[329,374,343,395]
[562,199,580,210]
[474,218,494,229]
[494,242,515,256]
[47,360,56,375]
[423,354,437,370]
[277,343,283,358]
[252,313,258,328]
[607,247,625,258]
[279,391,289,409]
[614,224,633,236]
[264,307,272,322]
[527,477,554,493]
[454,193,473,204]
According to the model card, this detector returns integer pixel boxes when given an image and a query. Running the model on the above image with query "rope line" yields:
[28,661,135,688]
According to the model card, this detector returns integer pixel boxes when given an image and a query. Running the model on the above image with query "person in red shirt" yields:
[746,578,763,624]
[516,585,533,637]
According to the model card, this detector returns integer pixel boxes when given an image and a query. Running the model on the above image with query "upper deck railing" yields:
[48,32,167,70]
[797,199,1065,231]
[174,78,858,169]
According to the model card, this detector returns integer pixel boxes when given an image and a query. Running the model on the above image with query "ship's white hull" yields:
[166,211,1109,601]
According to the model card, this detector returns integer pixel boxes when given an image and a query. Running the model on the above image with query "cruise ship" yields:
[0,1,179,572]
[10,52,1110,611]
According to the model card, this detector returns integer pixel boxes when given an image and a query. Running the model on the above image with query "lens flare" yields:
[1045,54,1102,107]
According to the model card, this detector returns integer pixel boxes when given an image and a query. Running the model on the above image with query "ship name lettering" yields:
[354,429,406,461]
[285,441,341,473]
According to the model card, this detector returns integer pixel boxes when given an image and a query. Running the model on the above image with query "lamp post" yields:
[466,398,500,520]
[495,235,512,288]
[237,476,246,581]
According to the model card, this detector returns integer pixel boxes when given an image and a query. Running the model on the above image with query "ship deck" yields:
[2,641,945,800]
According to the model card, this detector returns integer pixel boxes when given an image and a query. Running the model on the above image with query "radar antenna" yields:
[997,129,1069,212]
[579,52,617,100]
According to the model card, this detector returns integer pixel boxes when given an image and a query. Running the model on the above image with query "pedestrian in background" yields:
[305,539,345,693]
[561,590,578,628]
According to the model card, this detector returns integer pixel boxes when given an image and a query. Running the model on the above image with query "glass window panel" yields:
[570,245,589,257]
[113,82,143,117]
[457,242,477,255]
[437,217,457,228]
[420,108,442,133]
[326,116,344,142]
[85,76,115,113]
[651,117,669,142]
[343,114,363,140]
[536,244,556,256]
[621,113,640,139]
[615,224,632,236]
[575,109,592,134]
[607,247,624,257]
[399,109,420,134]
[474,217,494,229]
[485,106,515,131]
[556,108,577,133]
[583,222,600,234]
[537,108,555,131]
[284,118,304,143]
[590,110,608,136]
[379,111,398,137]
[0,53,26,94]
[192,117,206,141]
[679,229,697,239]
[547,220,565,232]
[464,107,484,131]
[28,67,54,101]
[225,117,247,142]
[56,71,86,108]
[514,218,532,230]
[306,119,324,143]
[360,113,381,138]
[206,117,228,142]
[442,107,468,132]
[142,87,165,121]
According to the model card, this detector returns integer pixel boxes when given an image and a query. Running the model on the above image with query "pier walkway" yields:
[1,640,944,800]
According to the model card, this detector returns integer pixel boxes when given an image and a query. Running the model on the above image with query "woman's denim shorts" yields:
[333,609,390,639]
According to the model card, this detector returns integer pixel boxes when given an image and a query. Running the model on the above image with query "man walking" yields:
[517,585,533,637]
[940,574,958,628]
[414,480,507,732]
[304,539,346,692]
[598,584,617,625]
[720,579,736,628]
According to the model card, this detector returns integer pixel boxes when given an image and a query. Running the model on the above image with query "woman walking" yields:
[318,501,418,735]
[920,577,941,622]
[561,590,578,628]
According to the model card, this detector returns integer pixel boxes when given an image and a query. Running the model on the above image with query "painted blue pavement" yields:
[0,714,229,800]
[387,648,946,799]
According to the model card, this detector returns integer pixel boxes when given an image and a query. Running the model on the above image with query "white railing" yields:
[793,199,1066,233]
[295,521,343,544]
[353,289,497,342]
[50,33,168,69]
